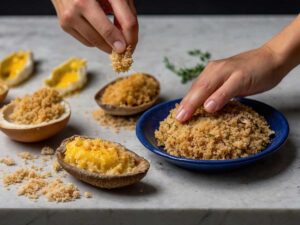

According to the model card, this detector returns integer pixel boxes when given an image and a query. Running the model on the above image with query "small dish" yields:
[56,135,150,189]
[95,73,160,116]
[0,101,71,142]
[136,98,289,171]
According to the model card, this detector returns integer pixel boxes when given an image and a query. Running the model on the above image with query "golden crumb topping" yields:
[110,46,133,73]
[64,137,137,175]
[101,73,159,107]
[8,88,65,125]
[93,108,138,133]
[155,101,274,160]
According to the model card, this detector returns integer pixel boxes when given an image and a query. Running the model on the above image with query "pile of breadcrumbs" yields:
[155,101,274,160]
[110,46,133,73]
[0,147,92,202]
[8,88,65,125]
[92,108,138,133]
[101,73,159,107]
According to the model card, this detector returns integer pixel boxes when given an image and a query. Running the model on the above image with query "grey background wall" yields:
[0,0,299,15]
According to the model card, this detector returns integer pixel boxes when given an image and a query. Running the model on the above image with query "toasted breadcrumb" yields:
[18,178,48,199]
[9,88,65,125]
[110,46,133,73]
[84,192,92,198]
[0,157,15,166]
[155,101,274,160]
[3,168,41,186]
[41,146,55,155]
[42,178,80,202]
[18,152,35,160]
[93,108,138,133]
[101,73,159,107]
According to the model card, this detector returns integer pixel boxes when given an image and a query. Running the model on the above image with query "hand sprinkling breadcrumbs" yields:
[155,101,274,160]
[110,46,133,73]
[8,88,65,125]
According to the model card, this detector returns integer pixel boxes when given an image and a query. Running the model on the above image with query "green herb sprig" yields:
[164,49,211,84]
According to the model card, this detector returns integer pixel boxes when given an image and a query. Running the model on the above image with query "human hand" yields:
[52,0,138,53]
[176,45,287,122]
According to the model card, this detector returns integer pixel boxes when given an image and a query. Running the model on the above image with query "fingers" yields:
[204,72,250,113]
[175,62,228,122]
[82,0,127,53]
[110,0,139,50]
[67,28,93,47]
[73,16,111,53]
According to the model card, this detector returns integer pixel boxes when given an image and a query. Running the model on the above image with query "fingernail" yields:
[113,41,125,53]
[176,107,187,121]
[204,100,217,112]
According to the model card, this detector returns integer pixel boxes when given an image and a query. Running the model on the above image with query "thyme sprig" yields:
[164,49,211,84]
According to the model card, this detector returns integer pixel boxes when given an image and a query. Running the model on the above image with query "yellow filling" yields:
[46,58,85,89]
[0,51,29,80]
[64,137,137,175]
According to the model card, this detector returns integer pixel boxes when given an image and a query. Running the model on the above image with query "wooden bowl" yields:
[95,73,160,116]
[0,83,8,104]
[0,101,70,142]
[56,135,150,189]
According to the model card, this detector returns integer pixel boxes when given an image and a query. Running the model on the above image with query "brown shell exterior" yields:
[94,73,160,116]
[56,135,150,189]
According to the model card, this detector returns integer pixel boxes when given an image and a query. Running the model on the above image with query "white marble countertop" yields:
[0,16,299,225]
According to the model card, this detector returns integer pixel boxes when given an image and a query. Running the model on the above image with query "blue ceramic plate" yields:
[136,98,289,171]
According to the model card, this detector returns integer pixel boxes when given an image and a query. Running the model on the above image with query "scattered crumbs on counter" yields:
[0,157,15,166]
[41,146,55,155]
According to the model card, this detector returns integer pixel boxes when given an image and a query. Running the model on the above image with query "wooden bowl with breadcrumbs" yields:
[95,73,160,116]
[0,88,71,142]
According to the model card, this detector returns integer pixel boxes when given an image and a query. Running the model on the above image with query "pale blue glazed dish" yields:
[136,98,289,171]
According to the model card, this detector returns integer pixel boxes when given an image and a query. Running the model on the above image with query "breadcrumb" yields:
[9,88,65,125]
[18,151,35,160]
[155,101,274,160]
[41,146,55,155]
[110,46,133,73]
[93,108,138,133]
[84,192,92,198]
[42,178,80,202]
[18,178,47,200]
[3,168,40,186]
[0,157,15,166]
[101,73,159,107]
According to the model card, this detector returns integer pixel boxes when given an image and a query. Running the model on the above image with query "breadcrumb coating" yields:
[101,73,159,107]
[155,101,274,160]
[110,46,133,73]
[9,88,65,125]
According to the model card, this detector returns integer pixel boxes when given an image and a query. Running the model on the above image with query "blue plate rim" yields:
[136,98,290,165]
